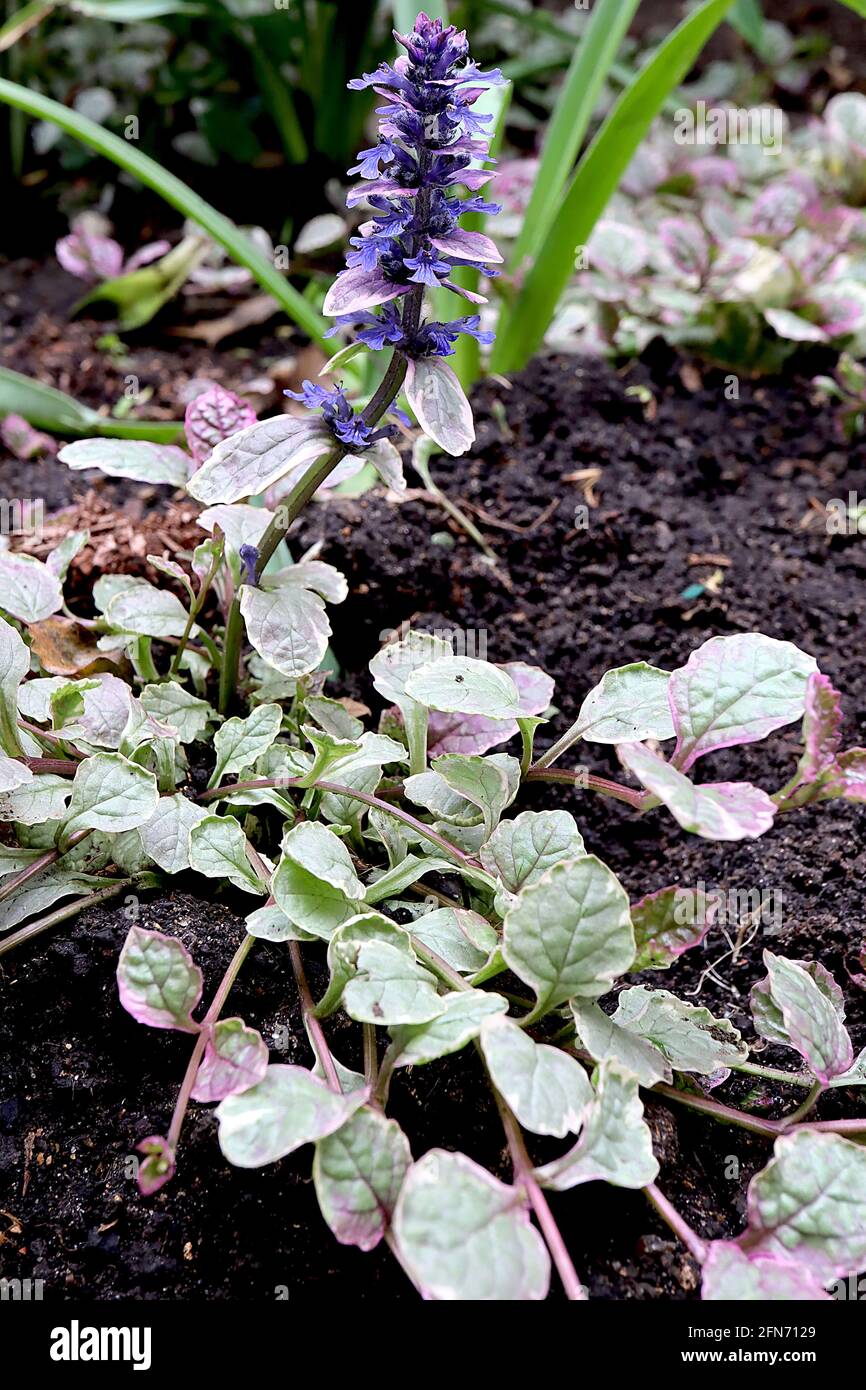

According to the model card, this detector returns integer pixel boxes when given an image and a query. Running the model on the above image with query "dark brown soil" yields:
[2,345,866,1302]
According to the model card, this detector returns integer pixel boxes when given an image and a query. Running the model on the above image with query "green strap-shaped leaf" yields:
[490,0,736,372]
[508,0,640,273]
[0,79,330,349]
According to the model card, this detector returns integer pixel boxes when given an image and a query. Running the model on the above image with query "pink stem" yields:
[197,776,483,869]
[289,941,342,1092]
[645,1182,707,1263]
[492,1082,586,1300]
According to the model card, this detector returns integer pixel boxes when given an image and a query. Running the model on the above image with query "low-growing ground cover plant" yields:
[3,12,866,1303]
[541,93,866,371]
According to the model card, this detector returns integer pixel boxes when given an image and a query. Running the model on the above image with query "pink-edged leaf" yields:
[668,633,817,772]
[117,925,202,1033]
[832,747,866,801]
[0,414,55,460]
[688,156,739,189]
[815,289,866,340]
[849,943,866,992]
[426,662,553,756]
[630,884,714,971]
[702,1241,831,1301]
[430,229,503,264]
[440,280,487,304]
[323,266,409,316]
[190,1017,269,1103]
[658,216,710,279]
[764,308,826,343]
[56,229,124,283]
[744,1130,866,1281]
[187,416,331,504]
[619,741,776,841]
[136,1135,176,1196]
[750,951,853,1084]
[405,357,474,457]
[313,1106,411,1252]
[797,671,842,784]
[184,385,257,465]
[749,180,810,237]
[123,239,171,273]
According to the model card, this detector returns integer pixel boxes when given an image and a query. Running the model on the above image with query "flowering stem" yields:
[217,339,414,717]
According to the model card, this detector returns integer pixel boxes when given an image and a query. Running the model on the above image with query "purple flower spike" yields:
[302,12,505,458]
[329,16,502,331]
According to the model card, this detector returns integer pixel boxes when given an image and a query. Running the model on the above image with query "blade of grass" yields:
[245,39,309,164]
[392,0,449,31]
[508,0,639,275]
[834,0,866,16]
[729,0,765,48]
[490,0,734,375]
[0,0,52,52]
[0,365,184,441]
[0,77,330,349]
[449,79,511,388]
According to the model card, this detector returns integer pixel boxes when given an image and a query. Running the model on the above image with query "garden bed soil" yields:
[2,346,866,1301]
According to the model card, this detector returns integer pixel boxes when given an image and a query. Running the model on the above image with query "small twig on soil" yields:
[463,495,559,536]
